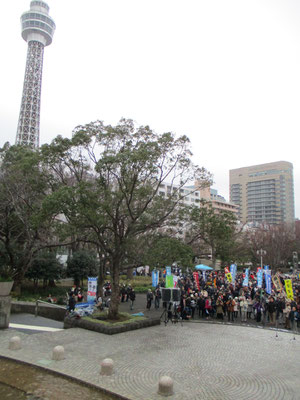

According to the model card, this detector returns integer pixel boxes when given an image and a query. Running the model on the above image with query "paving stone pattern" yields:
[0,322,299,399]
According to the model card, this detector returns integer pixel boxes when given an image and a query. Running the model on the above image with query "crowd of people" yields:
[147,270,300,331]
[62,268,300,333]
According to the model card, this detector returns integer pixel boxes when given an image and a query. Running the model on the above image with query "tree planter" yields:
[0,281,14,297]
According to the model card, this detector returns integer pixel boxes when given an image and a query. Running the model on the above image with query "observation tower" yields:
[16,1,55,148]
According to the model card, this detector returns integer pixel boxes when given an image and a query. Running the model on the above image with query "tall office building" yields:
[230,161,295,225]
[16,1,55,148]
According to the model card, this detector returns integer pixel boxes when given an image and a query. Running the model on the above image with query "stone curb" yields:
[0,355,130,400]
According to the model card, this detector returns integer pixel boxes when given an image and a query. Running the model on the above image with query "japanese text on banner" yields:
[87,277,97,303]
[285,279,294,300]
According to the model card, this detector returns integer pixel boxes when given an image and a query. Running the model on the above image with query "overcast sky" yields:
[1,0,299,217]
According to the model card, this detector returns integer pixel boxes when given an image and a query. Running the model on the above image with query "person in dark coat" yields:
[68,294,76,312]
[129,289,136,310]
[146,289,153,310]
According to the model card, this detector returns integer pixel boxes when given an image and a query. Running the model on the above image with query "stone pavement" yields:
[0,319,299,399]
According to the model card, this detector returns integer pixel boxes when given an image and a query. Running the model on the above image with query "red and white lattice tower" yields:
[16,1,55,148]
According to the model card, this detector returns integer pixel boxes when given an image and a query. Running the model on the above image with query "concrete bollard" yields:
[9,336,21,350]
[158,376,174,396]
[100,358,114,376]
[52,345,65,361]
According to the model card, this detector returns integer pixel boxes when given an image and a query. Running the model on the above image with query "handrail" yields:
[35,299,66,317]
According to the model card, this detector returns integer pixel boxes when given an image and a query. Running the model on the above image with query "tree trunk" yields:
[48,279,56,288]
[127,267,133,280]
[108,257,120,320]
[12,270,25,295]
[211,245,216,268]
[97,256,105,298]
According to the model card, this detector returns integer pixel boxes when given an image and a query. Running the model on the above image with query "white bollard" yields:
[52,345,65,361]
[100,358,114,376]
[158,376,174,396]
[9,336,21,350]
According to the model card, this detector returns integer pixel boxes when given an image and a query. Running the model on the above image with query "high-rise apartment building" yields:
[230,161,295,225]
[16,1,55,148]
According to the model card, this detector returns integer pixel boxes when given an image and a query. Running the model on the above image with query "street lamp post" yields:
[257,248,266,269]
[257,248,267,325]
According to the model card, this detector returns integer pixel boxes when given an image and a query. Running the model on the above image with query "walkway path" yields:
[1,316,299,399]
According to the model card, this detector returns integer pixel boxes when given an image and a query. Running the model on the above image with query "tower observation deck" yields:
[16,1,55,148]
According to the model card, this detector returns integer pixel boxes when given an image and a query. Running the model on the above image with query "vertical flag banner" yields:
[152,270,159,287]
[230,264,237,280]
[257,269,263,288]
[242,268,249,287]
[166,266,172,276]
[272,274,283,292]
[285,279,294,300]
[87,277,97,303]
[224,267,230,274]
[265,270,272,294]
[203,271,206,282]
[173,275,179,287]
[166,274,174,288]
[193,271,200,290]
[226,273,232,283]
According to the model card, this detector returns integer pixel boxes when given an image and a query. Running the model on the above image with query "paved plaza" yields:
[0,319,299,399]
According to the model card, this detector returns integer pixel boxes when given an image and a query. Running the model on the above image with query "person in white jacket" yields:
[240,296,248,322]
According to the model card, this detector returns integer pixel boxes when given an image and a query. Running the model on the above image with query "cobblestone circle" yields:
[0,323,299,399]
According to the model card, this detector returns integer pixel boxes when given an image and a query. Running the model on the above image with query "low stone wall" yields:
[0,296,11,329]
[11,301,66,322]
[64,316,160,335]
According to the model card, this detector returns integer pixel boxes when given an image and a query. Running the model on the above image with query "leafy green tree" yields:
[0,144,54,292]
[0,144,75,293]
[187,200,237,267]
[142,235,194,269]
[41,119,211,318]
[26,251,62,288]
[66,250,98,286]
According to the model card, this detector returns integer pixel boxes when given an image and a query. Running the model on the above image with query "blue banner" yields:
[265,270,272,294]
[230,264,237,281]
[257,269,263,288]
[166,266,172,276]
[152,270,159,287]
[242,268,249,287]
[263,265,269,275]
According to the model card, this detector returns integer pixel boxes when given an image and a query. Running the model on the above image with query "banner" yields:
[226,273,232,283]
[265,270,272,294]
[242,268,249,287]
[285,279,294,300]
[193,271,200,290]
[87,277,97,303]
[272,274,283,292]
[173,275,179,287]
[257,269,263,288]
[230,264,237,279]
[166,266,172,276]
[166,274,174,288]
[152,270,159,287]
[224,266,230,274]
[203,271,206,282]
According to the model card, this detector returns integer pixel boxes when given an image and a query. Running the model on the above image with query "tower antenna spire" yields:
[16,1,55,148]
